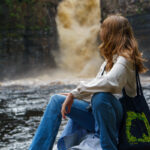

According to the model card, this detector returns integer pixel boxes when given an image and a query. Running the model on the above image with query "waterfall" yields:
[54,0,103,77]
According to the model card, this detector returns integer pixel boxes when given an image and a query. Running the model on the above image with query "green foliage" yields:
[16,24,25,30]
[5,0,13,6]
[0,5,2,14]
[0,0,53,39]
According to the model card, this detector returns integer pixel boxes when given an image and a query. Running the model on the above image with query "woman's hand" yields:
[61,93,74,119]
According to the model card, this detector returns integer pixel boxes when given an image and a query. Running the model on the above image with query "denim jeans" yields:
[29,92,123,150]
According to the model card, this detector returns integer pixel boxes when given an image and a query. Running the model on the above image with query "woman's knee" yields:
[48,94,66,106]
[91,92,112,111]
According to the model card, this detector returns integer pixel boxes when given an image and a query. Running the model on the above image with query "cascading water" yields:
[54,0,103,77]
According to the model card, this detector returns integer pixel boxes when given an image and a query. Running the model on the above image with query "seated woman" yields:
[29,14,148,150]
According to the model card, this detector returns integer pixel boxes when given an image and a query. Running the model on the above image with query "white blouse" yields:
[70,54,137,102]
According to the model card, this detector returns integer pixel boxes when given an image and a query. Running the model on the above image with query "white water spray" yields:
[54,0,103,77]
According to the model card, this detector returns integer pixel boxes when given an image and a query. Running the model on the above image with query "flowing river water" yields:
[0,75,150,150]
[0,82,75,150]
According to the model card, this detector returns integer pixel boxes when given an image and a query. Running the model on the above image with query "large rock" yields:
[101,0,150,20]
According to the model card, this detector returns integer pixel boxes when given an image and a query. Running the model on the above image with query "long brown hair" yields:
[98,14,148,73]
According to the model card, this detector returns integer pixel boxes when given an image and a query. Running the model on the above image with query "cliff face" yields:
[101,0,150,20]
[0,0,60,80]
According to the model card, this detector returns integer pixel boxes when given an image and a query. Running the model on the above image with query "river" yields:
[0,75,150,150]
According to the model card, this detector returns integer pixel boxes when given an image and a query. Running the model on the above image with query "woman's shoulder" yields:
[105,54,130,65]
[101,54,134,70]
[115,55,134,70]
[116,55,128,64]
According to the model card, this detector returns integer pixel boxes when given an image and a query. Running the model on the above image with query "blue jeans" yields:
[29,92,123,150]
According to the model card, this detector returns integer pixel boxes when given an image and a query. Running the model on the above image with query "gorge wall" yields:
[0,0,60,80]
